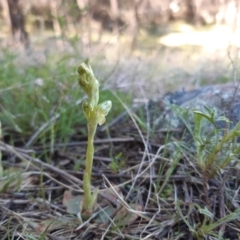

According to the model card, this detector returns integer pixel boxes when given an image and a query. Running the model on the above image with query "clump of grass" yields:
[176,201,240,239]
[171,104,240,237]
[109,152,126,173]
[0,51,82,142]
[193,107,240,176]
[172,105,240,176]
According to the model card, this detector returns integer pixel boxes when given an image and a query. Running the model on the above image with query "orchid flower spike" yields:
[78,63,99,109]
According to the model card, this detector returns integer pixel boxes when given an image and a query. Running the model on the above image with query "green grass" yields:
[170,105,240,239]
[0,50,131,148]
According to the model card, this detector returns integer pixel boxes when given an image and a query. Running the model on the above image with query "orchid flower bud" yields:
[78,63,99,108]
[82,100,92,121]
[96,100,112,125]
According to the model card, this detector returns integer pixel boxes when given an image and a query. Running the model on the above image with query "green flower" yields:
[82,100,92,121]
[78,63,99,108]
[96,100,112,125]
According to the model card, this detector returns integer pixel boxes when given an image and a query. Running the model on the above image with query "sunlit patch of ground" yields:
[159,24,240,51]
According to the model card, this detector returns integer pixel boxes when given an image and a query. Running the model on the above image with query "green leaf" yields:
[199,207,214,220]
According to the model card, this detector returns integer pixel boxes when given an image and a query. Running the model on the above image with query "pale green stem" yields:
[83,120,97,210]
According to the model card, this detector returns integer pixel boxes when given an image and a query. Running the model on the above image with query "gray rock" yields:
[108,83,240,141]
[153,83,240,129]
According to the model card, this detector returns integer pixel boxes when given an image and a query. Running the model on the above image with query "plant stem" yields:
[83,120,97,210]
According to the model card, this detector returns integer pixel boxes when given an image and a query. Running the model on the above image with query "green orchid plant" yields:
[78,63,112,218]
